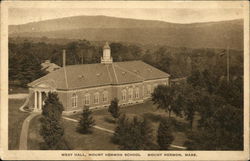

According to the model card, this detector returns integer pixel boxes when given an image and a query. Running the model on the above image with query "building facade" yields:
[28,42,170,115]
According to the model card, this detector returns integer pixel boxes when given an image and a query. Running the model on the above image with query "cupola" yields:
[101,42,113,64]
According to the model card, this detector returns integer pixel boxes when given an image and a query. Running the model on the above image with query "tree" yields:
[152,85,182,118]
[15,53,46,87]
[187,70,202,88]
[180,84,202,129]
[40,92,66,150]
[185,104,243,150]
[112,114,129,144]
[157,118,174,150]
[108,98,120,121]
[112,115,155,150]
[78,106,95,134]
[41,93,64,121]
[40,117,65,149]
[216,78,243,109]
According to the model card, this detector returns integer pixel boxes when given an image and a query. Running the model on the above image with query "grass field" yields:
[69,101,193,148]
[9,84,28,94]
[28,115,119,150]
[8,99,29,150]
[27,100,196,150]
[27,115,43,150]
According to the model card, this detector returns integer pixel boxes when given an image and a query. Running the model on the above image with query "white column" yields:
[34,91,37,111]
[39,91,42,110]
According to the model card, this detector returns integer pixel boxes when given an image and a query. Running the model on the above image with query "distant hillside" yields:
[9,15,243,49]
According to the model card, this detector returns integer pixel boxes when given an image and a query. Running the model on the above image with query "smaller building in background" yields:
[170,77,187,86]
[41,60,61,73]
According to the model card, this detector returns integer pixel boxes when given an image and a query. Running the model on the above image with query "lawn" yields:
[28,115,119,150]
[27,100,198,150]
[69,100,196,149]
[28,115,43,150]
[8,84,28,94]
[8,99,30,150]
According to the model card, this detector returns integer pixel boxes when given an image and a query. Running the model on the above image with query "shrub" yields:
[112,114,154,150]
[157,118,174,150]
[78,106,95,134]
[108,98,120,120]
[39,92,66,150]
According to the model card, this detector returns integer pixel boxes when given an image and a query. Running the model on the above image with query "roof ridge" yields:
[64,63,101,67]
[114,63,144,81]
[59,60,143,68]
[106,65,113,84]
[63,67,69,89]
[111,64,119,84]
[114,60,142,64]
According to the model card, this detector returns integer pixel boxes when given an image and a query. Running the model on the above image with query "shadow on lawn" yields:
[39,137,72,150]
[104,116,116,124]
[143,112,189,132]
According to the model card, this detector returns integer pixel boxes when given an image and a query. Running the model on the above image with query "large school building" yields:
[28,42,170,115]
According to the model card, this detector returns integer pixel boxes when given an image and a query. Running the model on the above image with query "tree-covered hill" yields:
[9,15,243,50]
[9,38,243,87]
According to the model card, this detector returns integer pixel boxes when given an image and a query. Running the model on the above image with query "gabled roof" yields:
[41,62,61,73]
[28,60,170,90]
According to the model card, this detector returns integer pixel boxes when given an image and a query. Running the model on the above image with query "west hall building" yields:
[28,42,170,115]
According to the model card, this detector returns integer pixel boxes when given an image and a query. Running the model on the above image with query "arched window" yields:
[147,84,151,94]
[84,93,90,105]
[135,87,139,99]
[94,92,99,104]
[103,91,108,102]
[72,93,77,108]
[128,88,133,100]
[153,83,157,89]
[122,89,126,101]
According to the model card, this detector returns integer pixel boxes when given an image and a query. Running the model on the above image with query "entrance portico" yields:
[33,90,49,112]
[30,82,56,112]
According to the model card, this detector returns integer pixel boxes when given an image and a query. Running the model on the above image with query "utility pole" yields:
[227,45,230,83]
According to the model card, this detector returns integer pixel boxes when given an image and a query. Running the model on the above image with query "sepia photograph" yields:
[0,0,249,160]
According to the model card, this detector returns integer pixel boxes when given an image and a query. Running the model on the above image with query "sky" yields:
[9,7,243,25]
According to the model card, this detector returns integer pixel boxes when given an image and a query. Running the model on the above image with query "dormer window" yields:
[147,68,152,72]
[78,75,84,79]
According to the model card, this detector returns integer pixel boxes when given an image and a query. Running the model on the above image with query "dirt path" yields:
[19,113,40,150]
[9,94,28,99]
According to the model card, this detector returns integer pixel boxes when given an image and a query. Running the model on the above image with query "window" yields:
[135,87,139,99]
[165,79,169,86]
[103,91,108,102]
[147,85,151,94]
[84,94,90,105]
[72,93,77,108]
[122,89,126,101]
[153,83,157,89]
[128,88,133,100]
[94,93,99,104]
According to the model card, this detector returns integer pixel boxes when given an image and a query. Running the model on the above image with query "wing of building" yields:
[28,42,170,115]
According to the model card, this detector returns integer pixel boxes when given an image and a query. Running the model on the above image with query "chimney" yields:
[62,49,66,67]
